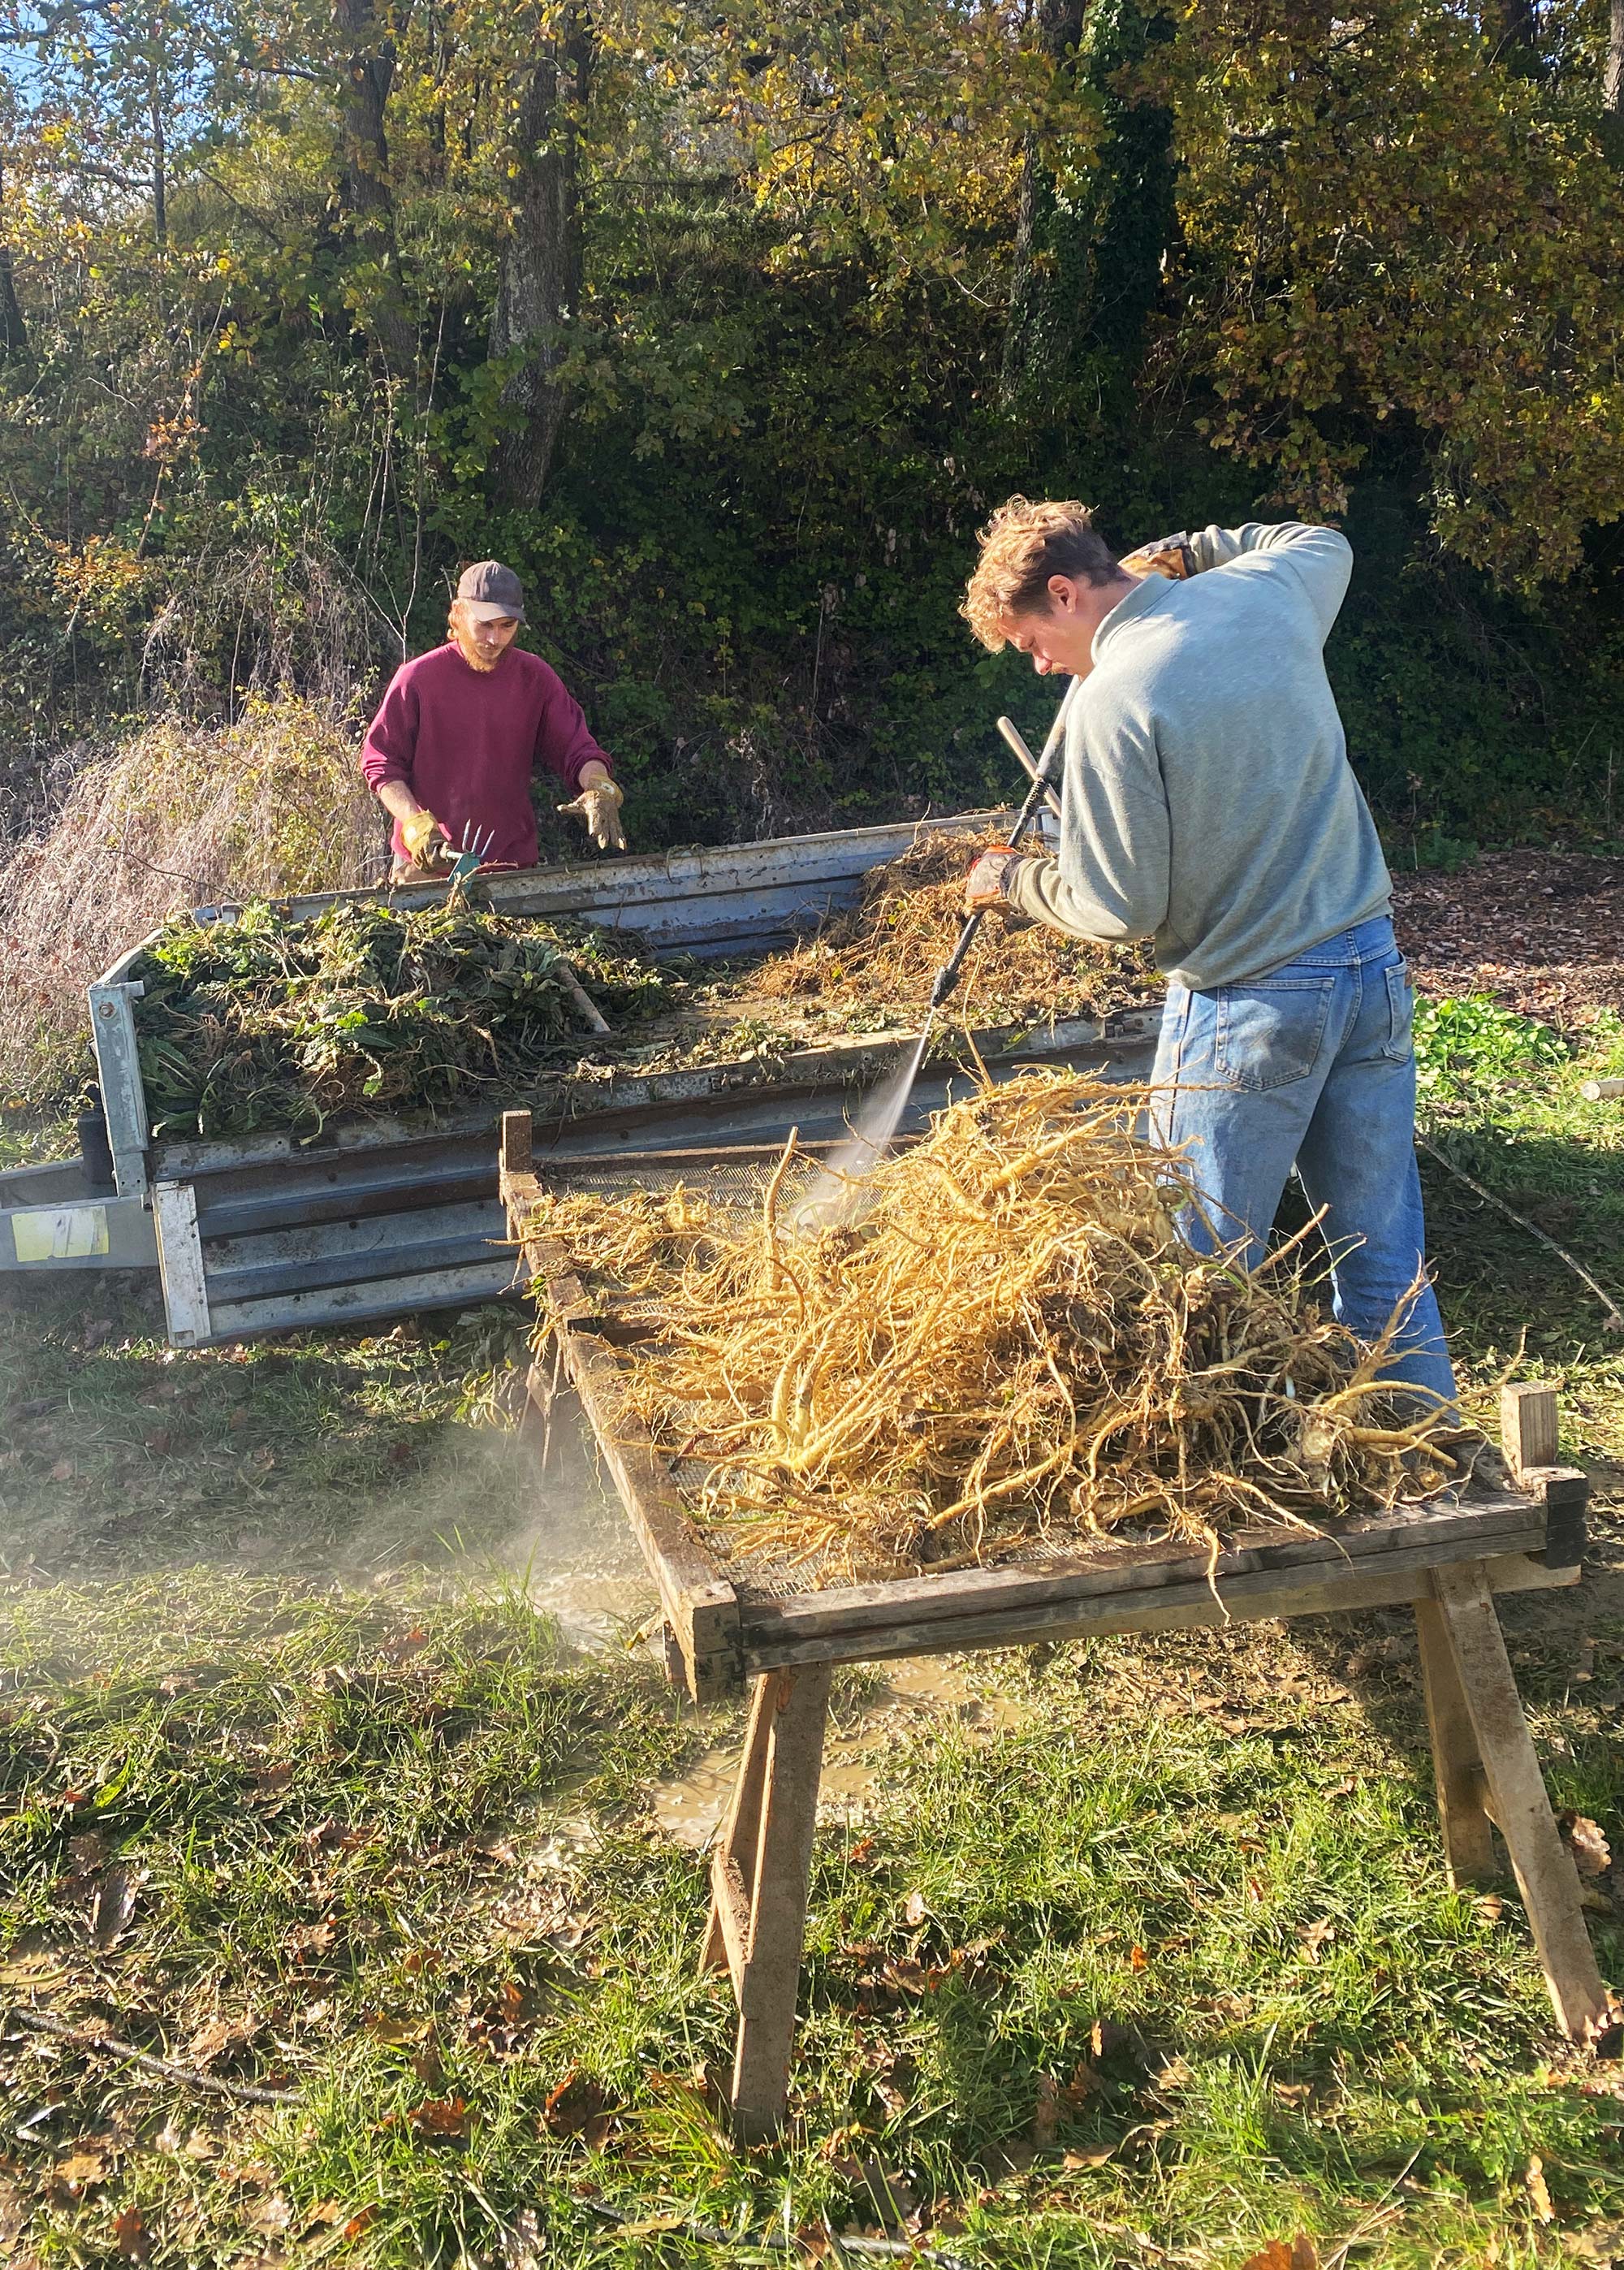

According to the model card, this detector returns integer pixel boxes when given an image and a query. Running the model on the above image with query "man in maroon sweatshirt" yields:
[360,560,626,880]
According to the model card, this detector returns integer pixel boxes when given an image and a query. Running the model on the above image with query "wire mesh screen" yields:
[537,1150,825,1213]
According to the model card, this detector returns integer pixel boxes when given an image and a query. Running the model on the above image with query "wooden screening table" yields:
[499,1113,1612,2138]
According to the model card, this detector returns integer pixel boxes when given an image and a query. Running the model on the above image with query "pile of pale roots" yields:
[750,829,1156,1027]
[526,1072,1463,1582]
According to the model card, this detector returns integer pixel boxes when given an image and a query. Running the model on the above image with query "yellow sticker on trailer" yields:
[11,1205,110,1262]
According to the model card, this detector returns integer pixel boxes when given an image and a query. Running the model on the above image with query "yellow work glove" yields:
[400,809,452,871]
[1119,537,1196,582]
[558,774,627,852]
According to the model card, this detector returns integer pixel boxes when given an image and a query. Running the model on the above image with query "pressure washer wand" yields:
[926,680,1077,1017]
[891,677,1080,1107]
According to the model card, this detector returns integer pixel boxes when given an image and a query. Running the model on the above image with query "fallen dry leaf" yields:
[1031,2072,1060,2147]
[365,2012,425,2047]
[1128,1944,1149,1972]
[1526,2155,1555,2224]
[343,2208,378,2241]
[402,2095,469,2142]
[1560,1814,1613,1878]
[1061,2142,1116,2169]
[49,1458,75,1482]
[50,2142,116,2199]
[1299,1917,1337,1961]
[246,2192,294,2235]
[284,1918,336,1961]
[903,1890,927,1926]
[67,1832,108,1880]
[92,1866,138,1950]
[185,2018,249,2067]
[218,2158,275,2191]
[113,2205,153,2263]
[1240,2239,1318,2270]
[541,2066,612,2145]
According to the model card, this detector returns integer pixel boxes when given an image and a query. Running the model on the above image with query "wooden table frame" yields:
[499,1114,1613,2138]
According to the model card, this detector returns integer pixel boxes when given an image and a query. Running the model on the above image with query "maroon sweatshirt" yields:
[360,642,611,869]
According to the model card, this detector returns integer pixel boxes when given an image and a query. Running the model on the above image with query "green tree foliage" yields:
[1165,0,1624,586]
[0,0,1620,849]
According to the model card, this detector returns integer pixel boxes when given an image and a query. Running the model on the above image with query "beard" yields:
[453,628,503,673]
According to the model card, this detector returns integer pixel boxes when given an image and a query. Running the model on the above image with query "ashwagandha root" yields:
[524,1071,1464,1585]
[749,828,1155,1028]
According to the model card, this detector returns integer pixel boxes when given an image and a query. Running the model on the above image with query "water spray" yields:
[794,678,1079,1228]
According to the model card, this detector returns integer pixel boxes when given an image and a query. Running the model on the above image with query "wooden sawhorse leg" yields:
[1415,1560,1610,2039]
[702,1663,833,2140]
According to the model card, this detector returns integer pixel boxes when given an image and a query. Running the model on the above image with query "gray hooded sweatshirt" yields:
[1004,521,1392,992]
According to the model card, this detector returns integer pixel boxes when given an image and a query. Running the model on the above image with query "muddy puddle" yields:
[649,1658,1031,1848]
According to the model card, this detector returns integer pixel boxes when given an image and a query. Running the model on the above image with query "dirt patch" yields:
[1392,850,1624,1027]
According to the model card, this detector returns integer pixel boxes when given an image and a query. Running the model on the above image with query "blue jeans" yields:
[1149,915,1457,1406]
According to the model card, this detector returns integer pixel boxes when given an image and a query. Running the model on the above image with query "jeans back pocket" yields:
[1382,959,1415,1061]
[1215,977,1337,1092]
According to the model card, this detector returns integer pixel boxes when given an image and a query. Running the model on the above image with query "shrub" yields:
[0,698,384,1113]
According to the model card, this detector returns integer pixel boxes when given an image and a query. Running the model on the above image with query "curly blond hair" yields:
[960,496,1120,651]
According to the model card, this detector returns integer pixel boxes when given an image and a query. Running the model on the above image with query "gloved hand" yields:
[400,808,452,871]
[964,846,1029,913]
[1120,536,1196,581]
[558,772,627,852]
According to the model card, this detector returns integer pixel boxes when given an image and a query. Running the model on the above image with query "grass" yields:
[2,997,1622,2267]
[1415,998,1624,1464]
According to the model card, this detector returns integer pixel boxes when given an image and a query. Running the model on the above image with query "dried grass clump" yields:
[0,696,381,1109]
[752,828,1157,1025]
[528,1072,1462,1583]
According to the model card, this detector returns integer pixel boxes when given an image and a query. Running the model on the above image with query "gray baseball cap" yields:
[456,560,526,622]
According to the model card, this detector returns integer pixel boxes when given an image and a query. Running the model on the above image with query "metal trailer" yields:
[0,807,1160,1347]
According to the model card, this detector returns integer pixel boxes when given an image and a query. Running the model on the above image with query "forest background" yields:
[2,0,1624,1072]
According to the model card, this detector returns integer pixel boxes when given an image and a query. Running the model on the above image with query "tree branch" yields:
[11,2006,304,2107]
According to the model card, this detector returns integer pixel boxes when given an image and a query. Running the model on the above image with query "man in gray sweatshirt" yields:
[959,499,1454,1403]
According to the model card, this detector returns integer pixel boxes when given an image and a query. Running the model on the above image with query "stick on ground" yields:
[10,2004,302,2106]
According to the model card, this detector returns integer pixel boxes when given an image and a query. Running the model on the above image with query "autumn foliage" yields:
[0,0,1620,858]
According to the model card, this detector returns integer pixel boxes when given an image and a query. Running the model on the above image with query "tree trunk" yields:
[149,72,167,250]
[1604,0,1624,165]
[1494,0,1541,73]
[1000,0,1177,440]
[1001,0,1086,414]
[334,0,418,374]
[0,161,29,361]
[490,1,592,510]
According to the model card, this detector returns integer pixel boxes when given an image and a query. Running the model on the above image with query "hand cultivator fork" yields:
[447,821,496,887]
